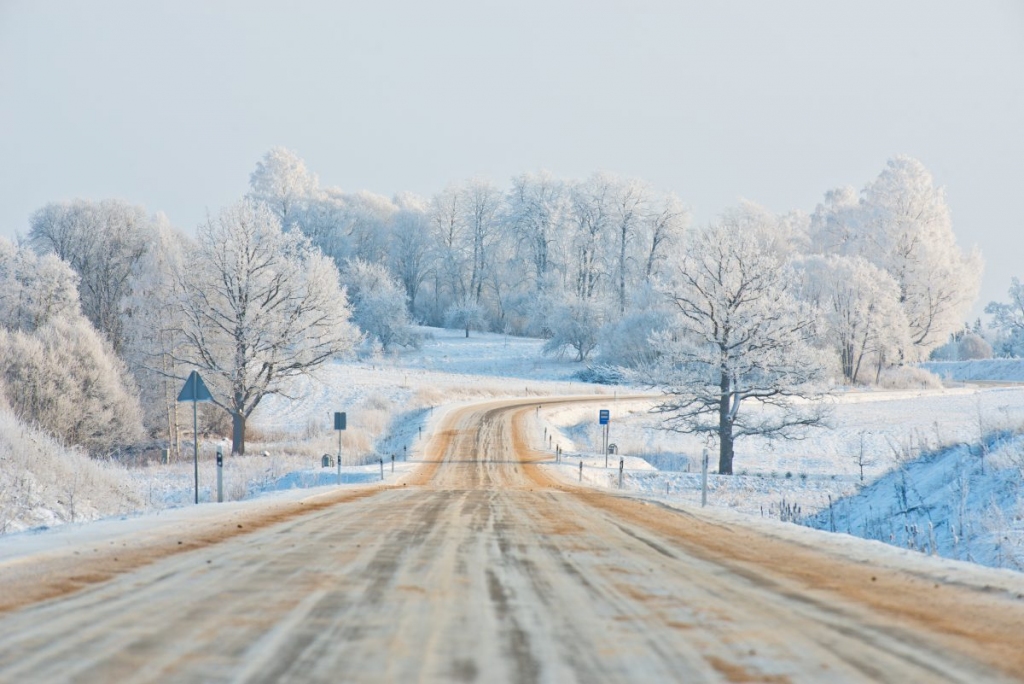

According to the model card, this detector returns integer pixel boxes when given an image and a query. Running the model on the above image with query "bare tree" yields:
[648,205,830,474]
[171,200,359,455]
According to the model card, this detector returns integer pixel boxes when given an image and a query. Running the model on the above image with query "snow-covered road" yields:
[1,396,1023,682]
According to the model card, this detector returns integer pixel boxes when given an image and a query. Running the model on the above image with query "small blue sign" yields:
[599,409,609,425]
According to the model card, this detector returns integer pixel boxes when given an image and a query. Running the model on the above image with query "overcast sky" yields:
[1,1,1022,318]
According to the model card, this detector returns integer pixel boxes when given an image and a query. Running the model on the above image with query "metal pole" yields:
[337,429,342,485]
[604,424,609,468]
[193,400,199,505]
[701,448,709,508]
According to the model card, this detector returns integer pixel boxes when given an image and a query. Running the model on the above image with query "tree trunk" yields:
[232,411,246,456]
[719,373,734,474]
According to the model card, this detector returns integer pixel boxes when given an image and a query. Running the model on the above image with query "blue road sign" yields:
[334,411,347,430]
[177,370,213,403]
[599,409,609,425]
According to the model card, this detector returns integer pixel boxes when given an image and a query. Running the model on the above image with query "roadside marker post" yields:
[619,457,624,489]
[216,446,224,503]
[177,370,213,505]
[701,448,709,508]
[391,454,395,473]
[379,457,384,481]
[334,412,346,485]
[579,460,583,482]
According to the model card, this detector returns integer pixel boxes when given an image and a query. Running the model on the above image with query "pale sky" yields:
[1,1,1022,318]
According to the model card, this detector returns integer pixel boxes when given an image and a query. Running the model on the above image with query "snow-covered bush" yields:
[0,407,142,533]
[597,308,671,368]
[875,366,943,390]
[0,318,143,456]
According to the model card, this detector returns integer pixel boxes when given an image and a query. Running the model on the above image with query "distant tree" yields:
[171,200,359,455]
[811,158,982,360]
[957,332,993,360]
[0,317,143,456]
[648,206,830,475]
[248,147,319,227]
[28,199,154,354]
[344,259,415,352]
[542,294,603,362]
[444,299,486,338]
[985,277,1024,357]
[387,198,433,311]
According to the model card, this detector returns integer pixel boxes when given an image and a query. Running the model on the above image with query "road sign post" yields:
[177,370,213,505]
[335,412,346,485]
[599,410,610,468]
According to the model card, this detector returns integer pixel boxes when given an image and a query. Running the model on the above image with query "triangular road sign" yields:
[177,370,213,403]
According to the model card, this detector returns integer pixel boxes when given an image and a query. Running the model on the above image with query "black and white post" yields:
[216,445,224,503]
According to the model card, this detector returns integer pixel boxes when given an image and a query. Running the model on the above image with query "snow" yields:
[921,359,1024,383]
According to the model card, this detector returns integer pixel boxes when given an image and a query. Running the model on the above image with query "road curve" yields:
[1,397,1023,683]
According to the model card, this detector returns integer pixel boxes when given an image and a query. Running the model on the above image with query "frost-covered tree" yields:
[648,206,830,474]
[505,172,567,298]
[0,238,80,332]
[119,218,193,444]
[542,295,604,362]
[567,174,614,302]
[28,199,155,354]
[387,196,432,311]
[986,277,1024,357]
[799,255,908,383]
[248,147,319,227]
[0,317,143,456]
[171,199,359,455]
[810,158,982,361]
[444,299,486,338]
[344,259,414,352]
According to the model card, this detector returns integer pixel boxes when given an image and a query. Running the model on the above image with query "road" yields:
[1,397,1024,683]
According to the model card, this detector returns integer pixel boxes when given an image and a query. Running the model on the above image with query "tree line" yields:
[0,150,993,473]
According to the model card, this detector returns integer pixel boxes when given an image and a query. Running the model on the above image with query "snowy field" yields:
[4,326,1024,573]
